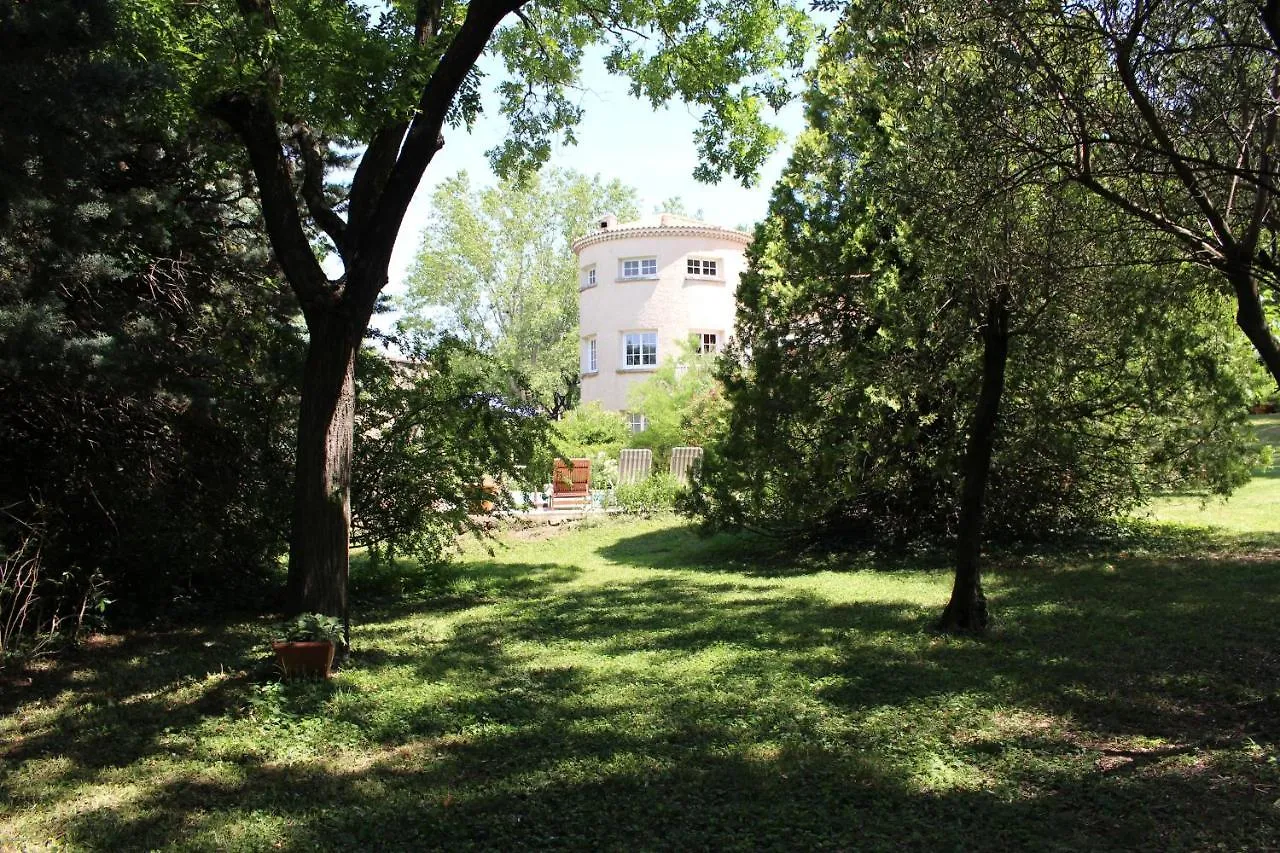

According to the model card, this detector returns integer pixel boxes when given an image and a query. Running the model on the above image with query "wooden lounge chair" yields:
[550,458,591,510]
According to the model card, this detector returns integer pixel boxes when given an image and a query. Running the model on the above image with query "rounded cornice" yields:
[571,224,753,254]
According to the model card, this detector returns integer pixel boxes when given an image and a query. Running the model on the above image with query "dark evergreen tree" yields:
[0,0,302,636]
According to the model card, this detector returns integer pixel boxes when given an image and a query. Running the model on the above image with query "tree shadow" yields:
[355,560,583,625]
[0,619,268,777]
[596,522,944,577]
[6,535,1280,850]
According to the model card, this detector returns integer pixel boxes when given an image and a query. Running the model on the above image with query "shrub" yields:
[352,335,553,566]
[626,338,728,468]
[616,472,685,513]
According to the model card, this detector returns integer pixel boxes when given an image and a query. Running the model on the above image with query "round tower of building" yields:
[571,212,751,428]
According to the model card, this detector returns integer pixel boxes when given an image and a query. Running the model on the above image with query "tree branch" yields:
[1112,24,1236,251]
[415,0,443,46]
[350,0,527,312]
[291,120,349,255]
[1261,0,1280,55]
[347,120,408,250]
[1242,62,1280,257]
[209,92,337,317]
[1074,169,1224,264]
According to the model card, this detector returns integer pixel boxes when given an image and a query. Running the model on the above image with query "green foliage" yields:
[691,4,1259,544]
[979,0,1280,385]
[555,403,631,458]
[588,453,620,491]
[352,334,554,564]
[277,612,343,644]
[0,0,303,623]
[119,0,817,619]
[401,169,639,416]
[525,403,629,490]
[626,337,728,467]
[145,0,815,204]
[616,471,684,513]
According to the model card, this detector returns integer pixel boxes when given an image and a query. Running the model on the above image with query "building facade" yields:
[571,212,751,427]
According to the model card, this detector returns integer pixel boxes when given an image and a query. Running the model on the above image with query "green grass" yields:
[1144,477,1280,533]
[3,514,1280,850]
[1146,414,1280,533]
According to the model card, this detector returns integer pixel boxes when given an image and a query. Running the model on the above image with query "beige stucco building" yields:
[571,212,751,428]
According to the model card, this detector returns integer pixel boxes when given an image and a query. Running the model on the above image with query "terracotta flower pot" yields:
[271,640,336,679]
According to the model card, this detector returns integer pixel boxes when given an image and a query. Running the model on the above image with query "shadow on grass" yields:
[5,533,1280,851]
[596,522,945,577]
[0,619,267,775]
[51,736,1274,852]
[352,551,585,605]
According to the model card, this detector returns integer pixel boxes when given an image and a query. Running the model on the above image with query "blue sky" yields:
[383,54,810,300]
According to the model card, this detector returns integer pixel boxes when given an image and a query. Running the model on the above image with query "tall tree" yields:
[138,0,812,624]
[0,0,302,628]
[401,169,638,417]
[694,0,1258,632]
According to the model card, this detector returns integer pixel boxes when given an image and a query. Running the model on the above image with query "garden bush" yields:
[616,472,685,513]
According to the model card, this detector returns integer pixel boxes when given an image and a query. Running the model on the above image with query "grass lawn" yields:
[3,514,1280,850]
[1143,414,1280,534]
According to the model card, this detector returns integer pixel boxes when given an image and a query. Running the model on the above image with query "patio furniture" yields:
[550,458,591,510]
[669,446,704,486]
[618,448,652,485]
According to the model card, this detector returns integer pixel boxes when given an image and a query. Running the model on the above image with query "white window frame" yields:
[686,257,720,279]
[627,411,648,433]
[696,331,720,355]
[582,265,597,290]
[622,331,658,369]
[620,257,658,280]
[582,336,598,374]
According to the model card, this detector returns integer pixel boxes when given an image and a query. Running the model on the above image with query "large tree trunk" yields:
[286,309,359,630]
[1226,261,1280,388]
[938,295,1010,635]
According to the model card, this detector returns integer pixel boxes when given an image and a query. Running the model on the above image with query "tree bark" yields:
[1226,260,1280,387]
[938,294,1010,635]
[211,0,533,639]
[286,309,359,629]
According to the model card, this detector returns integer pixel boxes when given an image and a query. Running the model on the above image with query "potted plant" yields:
[271,613,343,679]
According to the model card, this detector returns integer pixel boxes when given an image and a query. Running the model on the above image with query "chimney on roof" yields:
[598,213,617,231]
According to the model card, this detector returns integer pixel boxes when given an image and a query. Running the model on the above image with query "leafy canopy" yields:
[131,0,816,190]
[691,0,1260,543]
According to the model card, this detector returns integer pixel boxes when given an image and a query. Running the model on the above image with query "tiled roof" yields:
[571,212,752,253]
